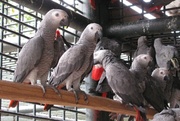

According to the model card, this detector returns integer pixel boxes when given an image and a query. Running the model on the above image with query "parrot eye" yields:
[160,71,163,74]
[91,27,93,30]
[55,13,59,17]
[144,56,147,59]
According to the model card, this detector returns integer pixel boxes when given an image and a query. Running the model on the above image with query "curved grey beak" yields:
[60,16,70,27]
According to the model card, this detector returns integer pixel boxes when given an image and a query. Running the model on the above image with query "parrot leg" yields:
[72,80,88,104]
[38,83,61,97]
[70,88,80,104]
[39,84,46,94]
[68,88,88,104]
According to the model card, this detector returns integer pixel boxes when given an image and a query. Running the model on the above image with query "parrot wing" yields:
[13,35,44,83]
[51,36,65,69]
[49,44,86,86]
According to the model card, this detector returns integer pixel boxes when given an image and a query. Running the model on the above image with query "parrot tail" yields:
[9,100,19,108]
[134,107,147,121]
[44,104,53,111]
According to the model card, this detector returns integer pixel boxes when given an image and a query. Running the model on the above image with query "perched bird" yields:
[94,50,147,121]
[152,108,180,121]
[43,29,71,111]
[51,29,66,68]
[152,68,180,108]
[131,54,168,113]
[170,88,180,108]
[133,36,153,58]
[133,36,156,74]
[154,38,179,70]
[94,37,122,93]
[8,9,69,108]
[151,68,174,102]
[49,23,103,103]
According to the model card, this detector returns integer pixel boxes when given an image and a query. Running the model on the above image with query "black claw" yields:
[72,90,80,104]
[81,91,88,104]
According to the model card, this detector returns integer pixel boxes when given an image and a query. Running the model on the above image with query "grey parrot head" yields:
[94,49,114,64]
[42,9,69,28]
[95,37,121,57]
[137,36,148,47]
[151,68,171,82]
[81,23,103,44]
[131,54,153,70]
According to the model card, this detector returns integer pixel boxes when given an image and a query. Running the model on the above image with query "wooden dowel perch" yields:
[0,80,157,119]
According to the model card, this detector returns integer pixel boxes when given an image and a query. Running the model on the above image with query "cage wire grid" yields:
[0,0,180,121]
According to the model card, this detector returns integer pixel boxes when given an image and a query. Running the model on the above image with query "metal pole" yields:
[105,16,180,39]
[0,2,4,121]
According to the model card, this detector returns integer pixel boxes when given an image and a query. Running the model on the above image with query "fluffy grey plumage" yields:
[152,108,180,121]
[133,36,153,58]
[95,37,122,93]
[51,30,66,68]
[94,50,147,120]
[151,68,174,102]
[133,36,156,74]
[131,54,168,112]
[49,23,102,102]
[154,38,179,69]
[13,9,69,93]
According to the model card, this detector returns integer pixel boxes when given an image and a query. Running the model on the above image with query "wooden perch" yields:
[0,80,157,119]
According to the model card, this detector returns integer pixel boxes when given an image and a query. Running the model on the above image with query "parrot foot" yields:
[34,84,46,95]
[69,89,88,104]
[49,85,61,97]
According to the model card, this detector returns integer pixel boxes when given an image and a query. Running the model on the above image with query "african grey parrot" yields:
[51,29,66,68]
[94,37,122,93]
[154,38,179,70]
[133,36,156,74]
[49,23,103,103]
[43,29,72,111]
[94,50,147,121]
[8,9,69,108]
[130,54,168,113]
[151,67,180,108]
[133,36,153,58]
[151,68,174,102]
[152,108,180,121]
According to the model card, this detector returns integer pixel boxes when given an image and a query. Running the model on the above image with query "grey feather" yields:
[49,23,103,92]
[152,108,180,121]
[151,68,174,102]
[94,37,122,93]
[133,36,156,74]
[51,32,66,68]
[94,50,146,109]
[154,38,179,69]
[14,35,44,83]
[13,9,69,89]
[130,54,168,112]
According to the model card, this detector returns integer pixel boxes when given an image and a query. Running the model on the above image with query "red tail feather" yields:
[44,104,53,111]
[9,100,19,108]
[89,0,96,10]
[134,107,145,121]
